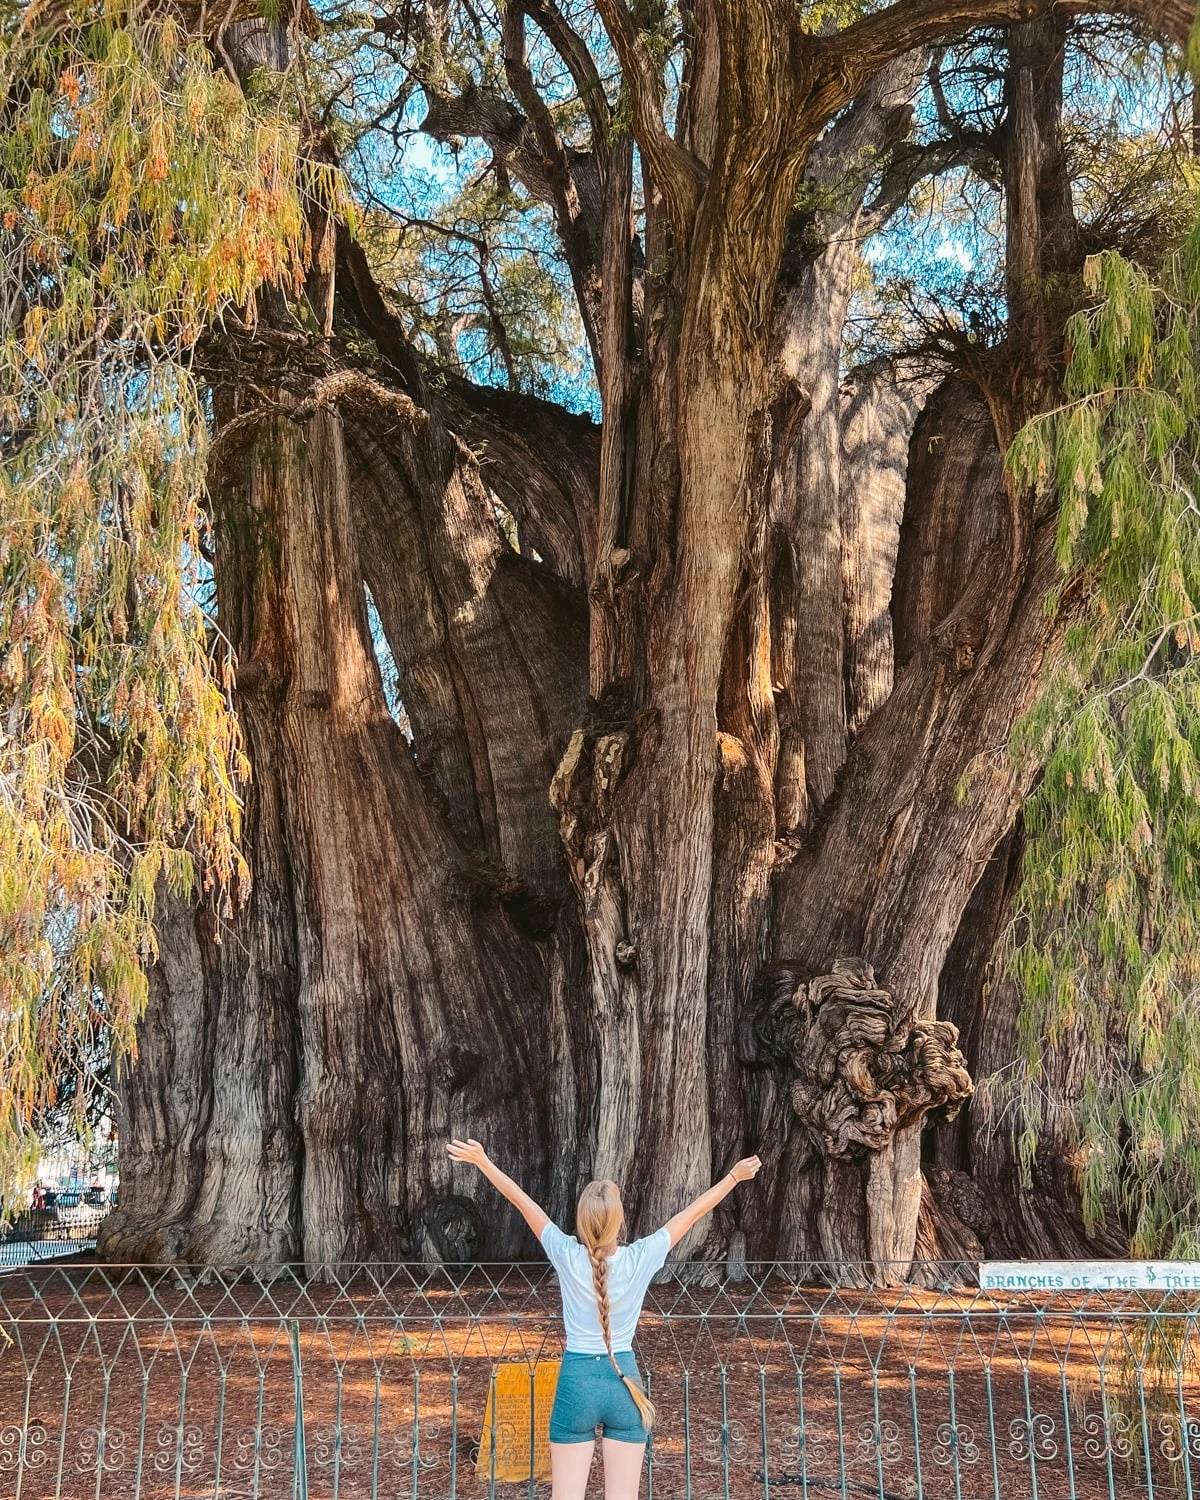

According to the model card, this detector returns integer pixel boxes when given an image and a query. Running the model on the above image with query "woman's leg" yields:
[601,1438,646,1500]
[550,1440,595,1500]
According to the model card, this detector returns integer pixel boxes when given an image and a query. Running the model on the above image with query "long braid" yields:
[588,1242,655,1431]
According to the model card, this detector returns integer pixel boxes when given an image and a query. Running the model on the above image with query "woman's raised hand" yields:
[729,1155,762,1183]
[447,1137,491,1170]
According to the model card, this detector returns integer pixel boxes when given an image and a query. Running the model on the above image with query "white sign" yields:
[981,1260,1200,1293]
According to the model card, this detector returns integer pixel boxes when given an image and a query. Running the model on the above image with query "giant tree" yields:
[3,0,1198,1273]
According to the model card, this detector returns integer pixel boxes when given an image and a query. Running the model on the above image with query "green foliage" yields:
[317,0,592,404]
[359,179,590,399]
[0,0,322,1199]
[793,0,867,31]
[1008,185,1200,1254]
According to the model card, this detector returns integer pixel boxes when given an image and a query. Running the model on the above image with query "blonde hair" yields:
[575,1180,656,1431]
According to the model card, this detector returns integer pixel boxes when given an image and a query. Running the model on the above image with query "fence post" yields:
[291,1319,308,1500]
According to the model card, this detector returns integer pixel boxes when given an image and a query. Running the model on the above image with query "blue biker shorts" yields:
[549,1350,649,1445]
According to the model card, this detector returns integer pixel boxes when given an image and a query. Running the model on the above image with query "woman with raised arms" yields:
[447,1139,762,1500]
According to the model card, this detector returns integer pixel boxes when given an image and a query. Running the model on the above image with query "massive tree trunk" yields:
[100,2,1179,1271]
[548,0,812,1236]
[736,380,1067,1273]
[104,400,571,1267]
[729,15,1098,1276]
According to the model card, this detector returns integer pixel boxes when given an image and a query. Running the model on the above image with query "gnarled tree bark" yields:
[105,400,569,1267]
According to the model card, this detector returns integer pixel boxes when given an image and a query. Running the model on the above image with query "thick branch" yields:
[523,0,610,144]
[335,229,426,398]
[500,8,573,212]
[418,83,608,364]
[677,0,721,165]
[1000,14,1080,409]
[841,358,935,733]
[593,0,705,234]
[710,0,803,129]
[500,3,602,357]
[440,375,599,586]
[334,228,597,585]
[813,0,1193,125]
[863,131,998,233]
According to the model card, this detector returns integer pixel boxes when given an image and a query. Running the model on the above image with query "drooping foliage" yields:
[0,0,332,1198]
[1009,159,1200,1253]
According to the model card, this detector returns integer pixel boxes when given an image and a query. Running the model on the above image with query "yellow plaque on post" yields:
[476,1360,561,1482]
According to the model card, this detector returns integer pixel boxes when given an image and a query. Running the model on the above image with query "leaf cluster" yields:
[1008,203,1200,1253]
[0,0,321,1198]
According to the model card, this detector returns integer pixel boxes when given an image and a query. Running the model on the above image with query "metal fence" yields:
[0,1194,115,1269]
[1,1260,1198,1500]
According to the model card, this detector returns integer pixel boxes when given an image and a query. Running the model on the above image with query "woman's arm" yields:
[447,1138,551,1240]
[661,1155,762,1249]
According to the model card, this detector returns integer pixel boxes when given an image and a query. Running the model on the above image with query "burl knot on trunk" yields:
[738,957,972,1159]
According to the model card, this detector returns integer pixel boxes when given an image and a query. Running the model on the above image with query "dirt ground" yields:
[1,1265,1197,1500]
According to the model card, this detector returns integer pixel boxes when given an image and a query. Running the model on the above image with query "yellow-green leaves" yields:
[0,0,319,1199]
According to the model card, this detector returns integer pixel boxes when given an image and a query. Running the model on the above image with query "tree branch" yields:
[501,2,573,184]
[862,131,997,233]
[676,0,721,165]
[418,77,609,368]
[500,1,602,358]
[335,227,426,398]
[440,376,598,586]
[709,0,801,125]
[592,0,706,235]
[419,84,564,207]
[523,0,610,145]
[334,226,597,584]
[811,0,1193,125]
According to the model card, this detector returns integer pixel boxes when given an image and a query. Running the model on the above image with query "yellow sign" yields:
[476,1360,561,1482]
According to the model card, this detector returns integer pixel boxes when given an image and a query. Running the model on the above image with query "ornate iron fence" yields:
[1,1260,1198,1499]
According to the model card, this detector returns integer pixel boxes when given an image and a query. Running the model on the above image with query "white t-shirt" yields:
[540,1221,671,1353]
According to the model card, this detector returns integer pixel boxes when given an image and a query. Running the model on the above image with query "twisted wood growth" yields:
[739,958,972,1165]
